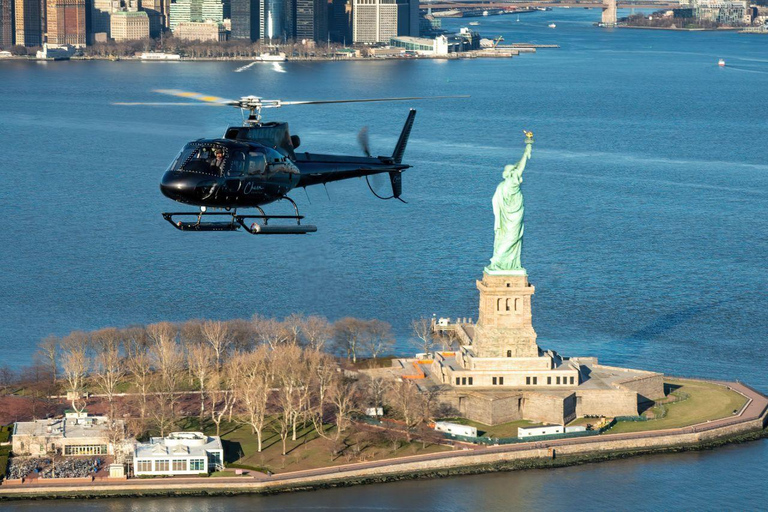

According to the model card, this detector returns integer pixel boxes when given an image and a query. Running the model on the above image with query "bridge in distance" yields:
[421,1,678,10]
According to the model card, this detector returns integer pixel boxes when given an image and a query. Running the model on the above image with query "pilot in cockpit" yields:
[211,148,225,171]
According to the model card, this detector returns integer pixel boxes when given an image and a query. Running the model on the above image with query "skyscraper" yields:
[14,0,43,46]
[230,0,257,40]
[352,0,395,43]
[47,0,86,45]
[258,0,283,40]
[329,0,350,43]
[91,0,117,39]
[1,0,13,47]
[294,0,326,41]
[395,0,416,36]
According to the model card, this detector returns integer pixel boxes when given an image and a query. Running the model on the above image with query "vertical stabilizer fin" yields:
[392,109,417,164]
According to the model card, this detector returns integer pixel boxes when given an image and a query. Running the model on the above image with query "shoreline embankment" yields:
[2,382,766,502]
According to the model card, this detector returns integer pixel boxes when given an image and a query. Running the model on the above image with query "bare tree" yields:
[411,318,437,356]
[386,380,424,440]
[0,365,15,394]
[209,372,236,437]
[333,317,367,363]
[147,322,184,413]
[125,330,152,421]
[60,331,90,413]
[37,335,59,384]
[306,351,337,438]
[361,319,395,361]
[187,343,215,420]
[329,377,359,441]
[92,327,125,418]
[302,315,333,352]
[272,344,304,455]
[253,315,291,349]
[200,320,232,370]
[149,391,175,437]
[231,347,271,452]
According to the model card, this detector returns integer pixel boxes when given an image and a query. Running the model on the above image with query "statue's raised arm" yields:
[485,132,534,274]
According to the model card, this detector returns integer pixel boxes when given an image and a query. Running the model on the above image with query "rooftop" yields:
[14,414,118,440]
[134,432,223,459]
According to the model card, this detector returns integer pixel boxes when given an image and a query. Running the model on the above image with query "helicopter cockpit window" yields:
[246,152,268,175]
[180,146,227,176]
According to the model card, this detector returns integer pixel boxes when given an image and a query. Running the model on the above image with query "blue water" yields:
[1,9,767,509]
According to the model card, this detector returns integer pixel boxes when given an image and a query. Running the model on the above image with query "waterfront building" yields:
[14,0,44,46]
[389,34,457,55]
[692,0,751,25]
[133,432,224,476]
[174,19,226,39]
[352,0,396,43]
[12,412,126,457]
[258,0,288,40]
[230,0,257,40]
[46,0,86,46]
[110,10,149,40]
[0,0,13,47]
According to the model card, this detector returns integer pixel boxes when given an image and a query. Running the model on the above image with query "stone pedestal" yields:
[473,272,538,358]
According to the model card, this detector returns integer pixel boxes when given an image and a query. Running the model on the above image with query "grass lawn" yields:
[607,379,748,434]
[439,418,541,439]
[220,419,450,475]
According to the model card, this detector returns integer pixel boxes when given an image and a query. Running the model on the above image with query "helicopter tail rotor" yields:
[357,126,371,158]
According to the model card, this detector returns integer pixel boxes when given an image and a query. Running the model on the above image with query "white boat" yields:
[255,52,286,62]
[517,14,520,22]
[140,52,181,60]
[718,58,726,67]
[482,10,488,16]
[469,21,480,25]
[548,23,556,28]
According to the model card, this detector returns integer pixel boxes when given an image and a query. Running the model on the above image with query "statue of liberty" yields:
[485,131,534,274]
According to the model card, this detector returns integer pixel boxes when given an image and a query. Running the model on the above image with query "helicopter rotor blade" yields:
[357,126,371,158]
[269,95,470,108]
[113,102,230,106]
[152,89,241,106]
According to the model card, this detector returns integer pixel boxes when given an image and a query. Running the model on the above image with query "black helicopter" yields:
[118,89,466,235]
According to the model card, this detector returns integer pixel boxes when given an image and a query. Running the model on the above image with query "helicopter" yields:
[117,89,467,235]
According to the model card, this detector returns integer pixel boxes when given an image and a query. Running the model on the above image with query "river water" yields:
[1,8,767,510]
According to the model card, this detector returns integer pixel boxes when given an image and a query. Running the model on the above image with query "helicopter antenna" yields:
[114,89,469,126]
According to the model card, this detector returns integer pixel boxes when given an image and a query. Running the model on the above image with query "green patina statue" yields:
[485,131,534,274]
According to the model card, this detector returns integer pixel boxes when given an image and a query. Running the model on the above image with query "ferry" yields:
[255,52,287,62]
[718,58,726,67]
[548,23,557,28]
[140,52,181,60]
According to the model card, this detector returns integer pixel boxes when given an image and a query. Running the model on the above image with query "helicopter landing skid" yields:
[162,202,317,235]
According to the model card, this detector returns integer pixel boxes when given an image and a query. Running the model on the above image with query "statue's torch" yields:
[523,130,534,145]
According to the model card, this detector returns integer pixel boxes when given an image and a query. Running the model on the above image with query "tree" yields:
[187,343,215,420]
[149,391,175,437]
[361,319,395,361]
[411,318,437,356]
[60,331,90,413]
[333,317,367,363]
[231,347,271,452]
[272,344,305,454]
[125,329,152,421]
[147,322,184,413]
[328,377,359,441]
[200,320,232,370]
[37,335,59,384]
[306,351,337,438]
[91,327,125,418]
[0,365,15,394]
[301,315,333,352]
[253,315,291,349]
[209,370,236,437]
[386,380,423,440]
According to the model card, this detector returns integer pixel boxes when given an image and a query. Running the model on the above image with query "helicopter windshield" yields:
[173,145,228,176]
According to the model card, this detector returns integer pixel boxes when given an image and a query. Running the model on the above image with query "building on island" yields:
[12,412,126,457]
[110,10,149,40]
[133,432,224,476]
